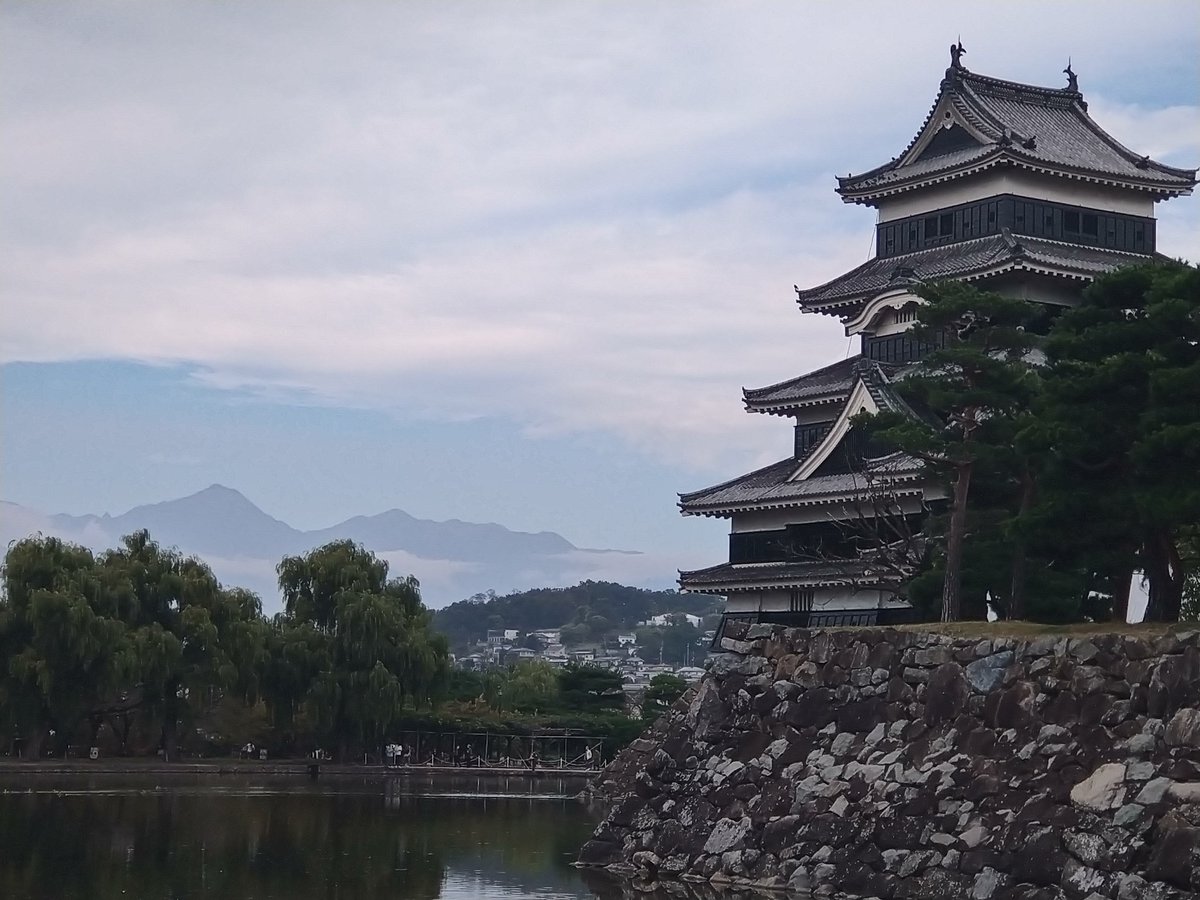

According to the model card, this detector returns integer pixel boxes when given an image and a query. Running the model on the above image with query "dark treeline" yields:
[432,582,717,651]
[864,260,1200,623]
[0,532,449,761]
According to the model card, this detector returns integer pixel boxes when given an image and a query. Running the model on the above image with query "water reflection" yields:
[0,774,589,899]
[0,775,769,900]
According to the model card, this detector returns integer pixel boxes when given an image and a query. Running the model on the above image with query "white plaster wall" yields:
[984,272,1086,307]
[876,170,1155,222]
[791,406,841,426]
[723,587,902,613]
[872,307,921,336]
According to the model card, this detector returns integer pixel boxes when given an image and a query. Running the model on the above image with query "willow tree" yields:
[275,541,448,759]
[98,531,265,759]
[0,536,128,758]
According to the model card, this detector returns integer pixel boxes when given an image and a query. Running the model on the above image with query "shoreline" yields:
[0,758,597,779]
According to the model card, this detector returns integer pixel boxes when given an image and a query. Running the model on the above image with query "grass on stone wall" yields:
[892,620,1191,638]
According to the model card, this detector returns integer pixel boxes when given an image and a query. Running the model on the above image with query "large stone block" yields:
[1165,707,1200,747]
[965,651,1014,694]
[1145,817,1200,890]
[1147,647,1200,718]
[1070,763,1127,812]
[702,816,752,855]
[925,663,969,724]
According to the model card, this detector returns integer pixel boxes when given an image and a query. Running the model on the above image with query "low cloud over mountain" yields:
[0,485,672,611]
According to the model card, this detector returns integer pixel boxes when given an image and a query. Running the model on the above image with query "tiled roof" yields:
[838,67,1196,203]
[678,452,924,517]
[743,355,864,413]
[860,360,932,423]
[679,559,898,592]
[795,233,1158,320]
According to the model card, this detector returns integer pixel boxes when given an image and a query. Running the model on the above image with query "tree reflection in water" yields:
[0,776,774,900]
[0,775,592,899]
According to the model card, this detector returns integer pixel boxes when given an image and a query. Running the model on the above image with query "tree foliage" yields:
[868,281,1042,621]
[0,533,448,760]
[643,673,687,719]
[867,261,1200,624]
[557,664,624,714]
[1038,262,1200,621]
[478,662,626,716]
[634,619,705,665]
[272,541,449,757]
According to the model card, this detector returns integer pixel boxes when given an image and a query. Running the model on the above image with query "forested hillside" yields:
[431,581,719,649]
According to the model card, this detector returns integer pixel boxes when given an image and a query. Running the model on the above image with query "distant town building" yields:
[640,613,703,628]
[679,47,1196,636]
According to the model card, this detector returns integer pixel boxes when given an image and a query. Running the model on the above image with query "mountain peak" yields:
[158,483,262,514]
[198,483,245,497]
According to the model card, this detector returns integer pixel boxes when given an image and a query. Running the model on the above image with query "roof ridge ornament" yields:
[1064,59,1078,92]
[1000,227,1026,256]
[948,38,966,76]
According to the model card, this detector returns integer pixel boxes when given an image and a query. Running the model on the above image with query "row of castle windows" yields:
[877,194,1153,257]
[864,331,945,364]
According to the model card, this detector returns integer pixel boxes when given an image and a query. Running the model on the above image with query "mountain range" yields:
[0,485,675,610]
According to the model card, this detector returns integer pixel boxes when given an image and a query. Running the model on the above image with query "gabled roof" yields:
[837,62,1196,205]
[678,451,924,518]
[742,355,866,415]
[795,232,1160,321]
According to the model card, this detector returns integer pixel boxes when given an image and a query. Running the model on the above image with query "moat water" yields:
[0,772,696,900]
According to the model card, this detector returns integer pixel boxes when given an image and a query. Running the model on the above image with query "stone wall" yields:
[578,622,1200,899]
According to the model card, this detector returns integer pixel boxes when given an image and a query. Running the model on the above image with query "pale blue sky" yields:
[2,2,1198,585]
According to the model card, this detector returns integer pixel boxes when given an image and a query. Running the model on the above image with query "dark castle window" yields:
[728,515,928,565]
[795,422,828,456]
[790,589,814,613]
[864,331,944,364]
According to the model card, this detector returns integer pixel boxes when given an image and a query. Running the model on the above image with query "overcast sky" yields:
[2,2,1198,582]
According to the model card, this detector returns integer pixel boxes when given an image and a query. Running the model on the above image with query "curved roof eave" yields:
[838,155,1196,206]
[679,482,927,519]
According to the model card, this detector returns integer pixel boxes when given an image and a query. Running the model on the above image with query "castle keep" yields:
[678,46,1195,633]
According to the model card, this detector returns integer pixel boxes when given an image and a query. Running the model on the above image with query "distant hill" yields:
[0,486,676,611]
[432,580,721,650]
